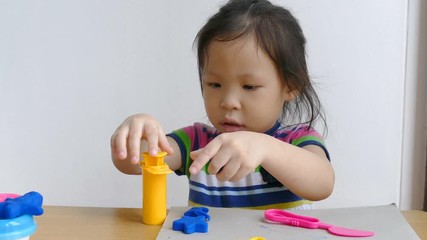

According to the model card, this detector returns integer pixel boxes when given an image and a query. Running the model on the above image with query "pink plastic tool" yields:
[264,209,374,237]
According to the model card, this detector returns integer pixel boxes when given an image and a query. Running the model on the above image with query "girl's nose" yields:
[220,91,241,110]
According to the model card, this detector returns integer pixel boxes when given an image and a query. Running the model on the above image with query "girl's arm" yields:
[189,131,334,201]
[260,139,334,201]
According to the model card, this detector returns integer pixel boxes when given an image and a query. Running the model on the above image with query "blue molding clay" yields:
[172,207,210,234]
[173,216,208,234]
[183,207,210,221]
[0,191,44,219]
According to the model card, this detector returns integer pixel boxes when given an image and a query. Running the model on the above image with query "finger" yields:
[207,147,231,175]
[216,158,240,182]
[110,126,129,160]
[158,128,174,155]
[229,156,257,182]
[128,121,144,164]
[143,123,160,156]
[189,148,203,160]
[189,140,222,175]
[228,165,252,182]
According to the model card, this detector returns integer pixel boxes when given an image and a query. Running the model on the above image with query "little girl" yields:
[111,0,334,210]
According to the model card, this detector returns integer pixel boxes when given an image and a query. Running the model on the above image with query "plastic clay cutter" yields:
[264,209,374,237]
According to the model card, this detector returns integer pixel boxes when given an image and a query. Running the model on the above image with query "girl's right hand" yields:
[110,113,174,165]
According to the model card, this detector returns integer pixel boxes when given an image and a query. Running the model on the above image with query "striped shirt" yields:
[167,121,329,210]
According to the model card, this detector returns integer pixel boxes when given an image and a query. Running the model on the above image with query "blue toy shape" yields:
[172,207,210,234]
[0,191,44,219]
[172,216,208,234]
[183,207,210,221]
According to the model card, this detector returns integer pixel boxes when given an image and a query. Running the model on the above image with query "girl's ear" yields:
[282,85,299,102]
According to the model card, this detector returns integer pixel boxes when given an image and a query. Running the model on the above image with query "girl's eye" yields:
[243,85,258,90]
[207,82,221,88]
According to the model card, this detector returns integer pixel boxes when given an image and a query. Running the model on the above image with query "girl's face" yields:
[201,35,294,133]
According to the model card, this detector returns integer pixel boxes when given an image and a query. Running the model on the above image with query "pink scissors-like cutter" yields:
[264,209,374,237]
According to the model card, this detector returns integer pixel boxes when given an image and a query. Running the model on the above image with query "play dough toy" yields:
[0,192,44,240]
[140,151,172,225]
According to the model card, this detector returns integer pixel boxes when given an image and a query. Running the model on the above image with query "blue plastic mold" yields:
[0,214,37,239]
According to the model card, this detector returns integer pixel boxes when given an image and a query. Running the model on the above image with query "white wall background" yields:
[0,0,425,210]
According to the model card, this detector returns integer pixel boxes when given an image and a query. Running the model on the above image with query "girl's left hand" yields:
[189,131,267,182]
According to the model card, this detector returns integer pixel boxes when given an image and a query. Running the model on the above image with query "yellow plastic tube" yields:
[140,151,172,225]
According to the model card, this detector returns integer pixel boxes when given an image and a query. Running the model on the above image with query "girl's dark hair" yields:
[194,0,326,131]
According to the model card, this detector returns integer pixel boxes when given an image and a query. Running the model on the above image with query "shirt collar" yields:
[264,121,281,136]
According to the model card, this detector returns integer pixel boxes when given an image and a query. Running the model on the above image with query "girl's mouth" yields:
[220,120,244,132]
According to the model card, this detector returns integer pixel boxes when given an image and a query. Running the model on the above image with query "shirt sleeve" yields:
[167,127,193,177]
[285,126,330,161]
[261,125,330,187]
[166,123,217,177]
